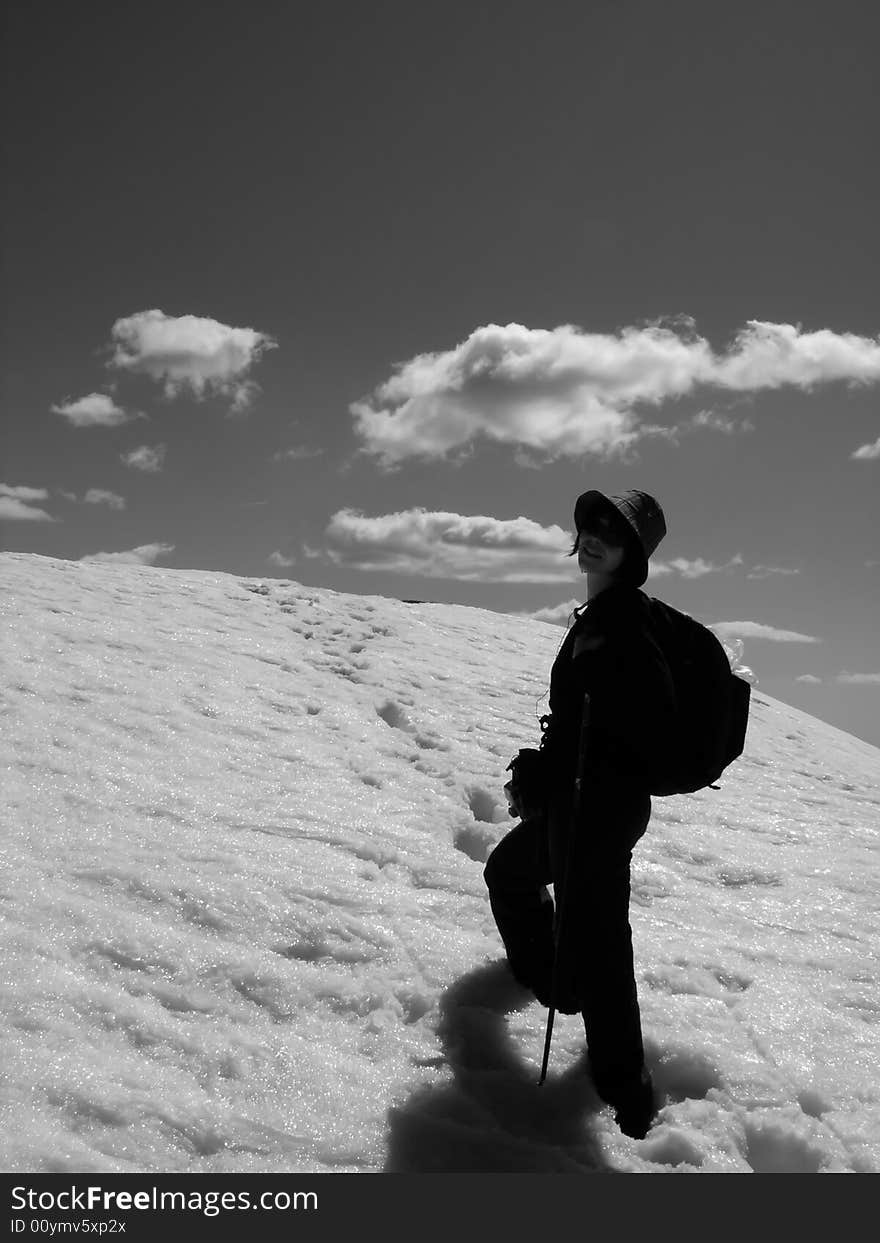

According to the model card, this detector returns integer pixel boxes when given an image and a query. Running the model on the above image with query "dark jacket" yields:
[542,583,677,796]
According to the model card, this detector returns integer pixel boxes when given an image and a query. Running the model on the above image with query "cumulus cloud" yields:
[83,489,126,510]
[351,319,880,465]
[268,551,297,567]
[796,674,823,684]
[121,444,166,473]
[50,392,135,427]
[709,621,821,643]
[836,672,880,684]
[714,321,880,390]
[79,543,175,566]
[320,508,772,587]
[851,436,880,460]
[0,484,55,522]
[323,507,575,583]
[106,309,277,414]
[1,484,49,502]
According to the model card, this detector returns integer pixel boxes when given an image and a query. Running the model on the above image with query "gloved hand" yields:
[504,748,548,821]
[503,774,524,818]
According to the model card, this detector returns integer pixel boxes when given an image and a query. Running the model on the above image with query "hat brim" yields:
[573,490,649,586]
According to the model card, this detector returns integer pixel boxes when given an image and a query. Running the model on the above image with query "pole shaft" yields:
[538,693,592,1085]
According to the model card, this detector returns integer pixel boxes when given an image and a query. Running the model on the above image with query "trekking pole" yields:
[539,693,592,1085]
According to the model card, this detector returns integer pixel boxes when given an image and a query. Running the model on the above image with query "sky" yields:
[2,0,879,747]
[2,552,878,1175]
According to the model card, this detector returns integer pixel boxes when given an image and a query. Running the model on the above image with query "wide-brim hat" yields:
[574,489,667,587]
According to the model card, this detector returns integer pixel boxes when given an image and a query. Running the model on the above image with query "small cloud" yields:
[268,550,297,567]
[80,542,175,566]
[664,557,720,579]
[709,620,821,643]
[323,507,575,583]
[0,484,55,522]
[121,444,166,473]
[642,561,674,579]
[51,392,136,427]
[796,674,822,684]
[272,445,324,462]
[105,309,277,414]
[83,489,126,510]
[851,436,880,460]
[688,409,755,435]
[513,447,553,470]
[866,559,880,568]
[836,671,880,685]
[524,598,581,626]
[746,564,801,580]
[652,553,743,580]
[636,422,681,442]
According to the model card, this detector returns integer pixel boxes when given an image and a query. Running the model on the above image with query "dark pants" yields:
[483,785,651,1096]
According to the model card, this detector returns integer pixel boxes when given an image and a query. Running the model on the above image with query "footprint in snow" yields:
[376,700,412,731]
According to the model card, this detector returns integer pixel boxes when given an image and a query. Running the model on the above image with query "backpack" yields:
[644,596,751,795]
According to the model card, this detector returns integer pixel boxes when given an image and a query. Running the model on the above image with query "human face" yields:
[576,526,627,577]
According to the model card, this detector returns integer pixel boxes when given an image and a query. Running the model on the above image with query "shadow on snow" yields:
[384,960,611,1172]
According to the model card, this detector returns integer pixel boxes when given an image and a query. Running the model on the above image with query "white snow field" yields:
[1,552,878,1175]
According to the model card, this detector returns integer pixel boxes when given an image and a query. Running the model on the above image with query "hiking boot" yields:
[608,1069,656,1139]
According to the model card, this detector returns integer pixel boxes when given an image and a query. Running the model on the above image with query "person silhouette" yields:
[484,489,674,1139]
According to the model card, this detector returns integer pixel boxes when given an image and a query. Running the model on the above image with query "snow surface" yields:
[1,552,878,1174]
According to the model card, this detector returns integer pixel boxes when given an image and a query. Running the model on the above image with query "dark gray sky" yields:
[3,0,879,746]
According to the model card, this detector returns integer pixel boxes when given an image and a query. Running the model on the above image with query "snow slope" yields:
[1,553,878,1173]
